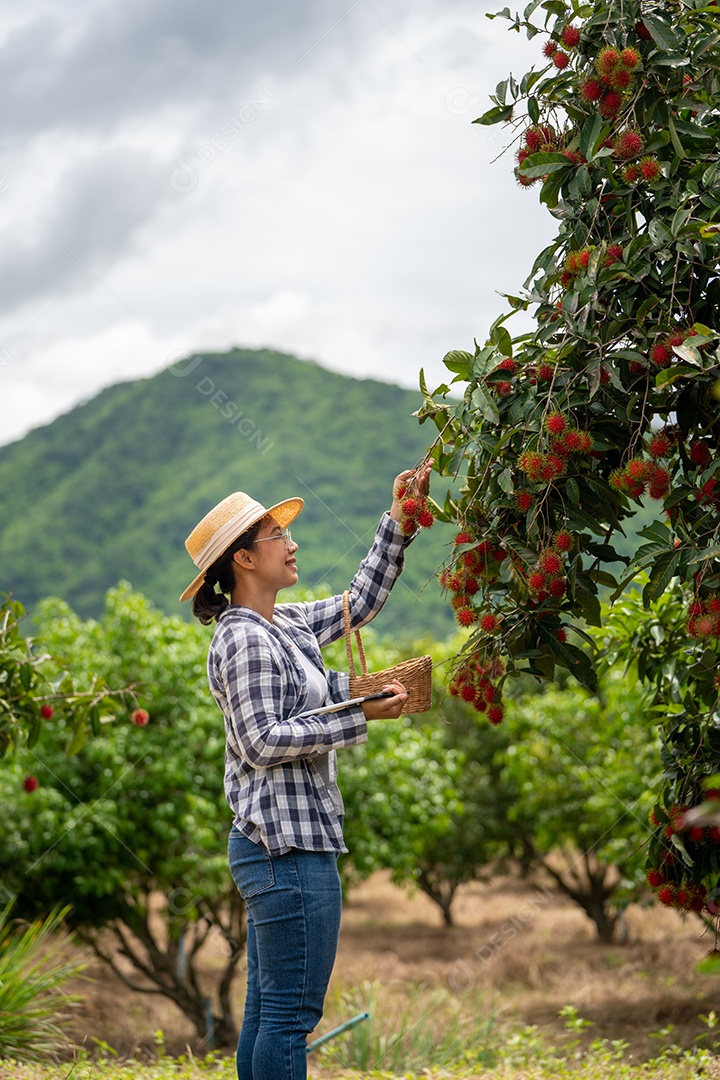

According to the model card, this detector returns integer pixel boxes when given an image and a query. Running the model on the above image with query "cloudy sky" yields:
[0,0,556,447]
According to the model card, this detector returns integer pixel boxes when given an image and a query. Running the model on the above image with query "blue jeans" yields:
[228,828,342,1080]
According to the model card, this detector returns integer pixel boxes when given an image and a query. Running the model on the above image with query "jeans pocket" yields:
[229,835,276,900]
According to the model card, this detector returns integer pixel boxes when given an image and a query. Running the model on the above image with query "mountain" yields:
[0,348,454,638]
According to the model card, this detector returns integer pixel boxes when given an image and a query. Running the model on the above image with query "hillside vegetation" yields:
[0,349,452,635]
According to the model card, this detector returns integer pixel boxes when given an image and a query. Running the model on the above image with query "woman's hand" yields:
[389,460,432,523]
[361,680,408,721]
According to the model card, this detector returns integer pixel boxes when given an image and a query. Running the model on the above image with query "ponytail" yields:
[191,518,265,624]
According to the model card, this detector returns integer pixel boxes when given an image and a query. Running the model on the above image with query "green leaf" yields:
[667,114,687,160]
[472,104,514,126]
[642,551,681,608]
[470,384,500,426]
[642,13,683,51]
[528,95,540,124]
[655,365,699,387]
[579,115,607,161]
[649,218,672,248]
[519,152,573,179]
[540,168,567,209]
[443,350,474,376]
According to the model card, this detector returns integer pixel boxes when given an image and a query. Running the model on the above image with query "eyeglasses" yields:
[254,528,293,550]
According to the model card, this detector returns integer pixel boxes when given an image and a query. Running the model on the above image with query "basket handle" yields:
[342,590,369,678]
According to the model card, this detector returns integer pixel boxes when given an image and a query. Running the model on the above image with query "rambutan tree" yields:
[416,0,720,917]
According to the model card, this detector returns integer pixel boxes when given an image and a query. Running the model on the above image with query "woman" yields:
[180,461,431,1080]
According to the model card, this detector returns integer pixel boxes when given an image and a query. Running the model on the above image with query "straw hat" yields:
[180,491,304,602]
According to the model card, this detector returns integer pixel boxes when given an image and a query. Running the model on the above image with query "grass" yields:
[4,872,720,1077]
[0,904,86,1061]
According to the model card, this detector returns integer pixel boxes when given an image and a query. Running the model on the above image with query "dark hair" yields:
[191,518,265,625]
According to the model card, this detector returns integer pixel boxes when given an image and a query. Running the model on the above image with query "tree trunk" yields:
[79,895,245,1048]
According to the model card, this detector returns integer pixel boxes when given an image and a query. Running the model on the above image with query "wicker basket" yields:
[342,591,433,715]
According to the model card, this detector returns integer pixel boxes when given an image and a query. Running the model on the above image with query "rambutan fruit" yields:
[524,127,542,151]
[580,78,603,104]
[519,451,544,478]
[495,381,513,397]
[647,465,670,499]
[647,869,664,887]
[417,508,435,528]
[456,607,476,628]
[487,703,504,725]
[615,130,644,159]
[604,244,624,266]
[690,825,705,842]
[516,171,539,188]
[690,440,711,467]
[548,577,566,598]
[454,530,473,546]
[528,571,547,594]
[629,360,645,374]
[599,91,623,118]
[562,429,582,453]
[475,699,488,714]
[622,163,641,183]
[639,156,661,182]
[609,469,626,492]
[610,67,633,90]
[675,888,690,908]
[516,147,530,166]
[463,576,480,596]
[626,458,649,483]
[620,47,641,69]
[648,432,672,459]
[543,39,558,58]
[546,412,566,436]
[577,248,591,269]
[401,496,419,517]
[559,270,573,288]
[555,530,573,552]
[497,357,517,373]
[626,478,646,499]
[595,47,620,75]
[515,490,534,513]
[708,597,720,615]
[562,25,581,48]
[553,50,570,69]
[563,149,585,165]
[557,628,567,642]
[480,613,498,633]
[564,251,579,274]
[543,455,565,481]
[636,21,652,40]
[657,885,675,906]
[649,343,671,367]
[460,683,477,703]
[666,330,688,348]
[537,363,554,381]
[538,550,563,576]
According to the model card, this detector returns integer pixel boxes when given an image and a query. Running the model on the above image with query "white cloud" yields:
[0,0,556,448]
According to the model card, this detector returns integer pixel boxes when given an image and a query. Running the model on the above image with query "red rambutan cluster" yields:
[685,597,720,638]
[440,534,508,623]
[448,653,506,721]
[397,486,435,535]
[609,458,672,501]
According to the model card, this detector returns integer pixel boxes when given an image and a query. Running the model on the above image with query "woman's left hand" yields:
[390,460,432,523]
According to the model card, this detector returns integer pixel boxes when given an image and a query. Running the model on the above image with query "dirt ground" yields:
[64,871,720,1062]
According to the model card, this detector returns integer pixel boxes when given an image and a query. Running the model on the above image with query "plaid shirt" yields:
[208,513,413,855]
